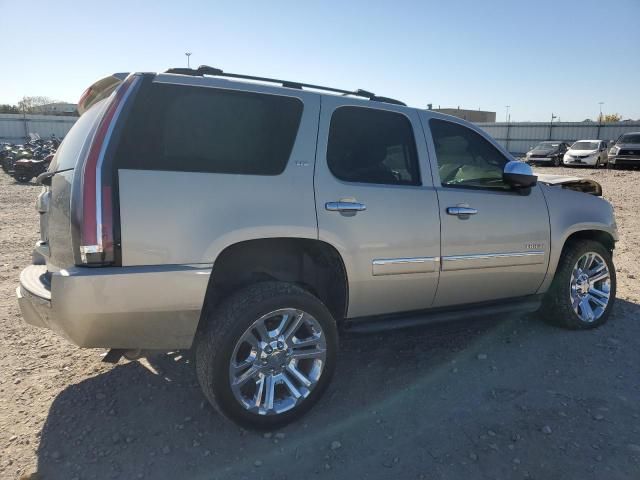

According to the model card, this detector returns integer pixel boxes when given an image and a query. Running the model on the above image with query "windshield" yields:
[571,141,599,150]
[619,133,640,144]
[534,142,559,149]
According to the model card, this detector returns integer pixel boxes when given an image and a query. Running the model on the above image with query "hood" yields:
[536,173,602,196]
[530,148,557,155]
[615,142,640,149]
[567,149,597,156]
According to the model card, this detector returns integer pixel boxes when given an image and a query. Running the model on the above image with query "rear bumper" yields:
[17,263,212,349]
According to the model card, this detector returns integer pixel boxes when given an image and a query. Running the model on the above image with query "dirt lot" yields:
[1,166,639,480]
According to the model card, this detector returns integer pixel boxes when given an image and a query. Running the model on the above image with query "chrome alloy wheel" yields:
[569,252,611,323]
[229,308,327,415]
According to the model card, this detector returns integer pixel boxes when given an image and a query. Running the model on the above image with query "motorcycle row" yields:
[0,136,60,183]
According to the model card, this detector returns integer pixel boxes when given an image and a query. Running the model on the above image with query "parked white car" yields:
[563,140,609,167]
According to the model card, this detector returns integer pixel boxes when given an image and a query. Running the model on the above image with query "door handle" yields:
[325,201,367,212]
[446,206,478,216]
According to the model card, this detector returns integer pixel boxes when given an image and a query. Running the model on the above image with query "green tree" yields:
[0,104,20,114]
[17,96,56,113]
[602,113,622,123]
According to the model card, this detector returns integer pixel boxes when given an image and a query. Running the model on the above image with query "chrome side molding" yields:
[371,251,546,275]
[441,251,545,271]
[372,257,439,276]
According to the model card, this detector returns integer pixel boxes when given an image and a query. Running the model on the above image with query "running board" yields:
[343,296,543,334]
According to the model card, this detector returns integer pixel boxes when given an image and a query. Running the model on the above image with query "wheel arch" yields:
[197,237,349,332]
[537,226,616,294]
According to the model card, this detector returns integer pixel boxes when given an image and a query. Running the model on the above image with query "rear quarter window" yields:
[113,83,303,175]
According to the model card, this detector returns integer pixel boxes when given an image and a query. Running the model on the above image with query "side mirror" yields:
[503,161,537,190]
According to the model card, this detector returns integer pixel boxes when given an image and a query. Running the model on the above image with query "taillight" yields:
[78,74,139,265]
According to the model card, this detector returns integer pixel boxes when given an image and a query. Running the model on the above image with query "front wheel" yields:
[541,240,616,329]
[195,281,338,429]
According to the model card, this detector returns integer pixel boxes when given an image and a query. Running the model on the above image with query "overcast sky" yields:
[1,0,638,121]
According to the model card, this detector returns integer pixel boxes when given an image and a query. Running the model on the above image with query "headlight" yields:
[609,146,619,155]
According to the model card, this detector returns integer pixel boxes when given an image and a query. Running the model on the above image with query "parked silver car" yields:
[17,67,618,428]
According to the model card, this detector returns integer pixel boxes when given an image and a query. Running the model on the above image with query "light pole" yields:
[549,113,557,140]
[505,105,510,123]
[598,102,604,122]
[185,52,192,68]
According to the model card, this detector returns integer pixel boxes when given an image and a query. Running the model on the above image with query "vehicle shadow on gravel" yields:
[36,300,640,480]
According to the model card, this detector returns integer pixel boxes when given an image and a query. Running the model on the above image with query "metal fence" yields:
[0,114,78,143]
[476,121,640,155]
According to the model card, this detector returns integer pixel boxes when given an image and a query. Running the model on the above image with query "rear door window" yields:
[327,106,421,186]
[114,83,303,175]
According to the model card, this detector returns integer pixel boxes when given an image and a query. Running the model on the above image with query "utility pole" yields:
[185,52,192,68]
[505,105,510,123]
[21,101,28,139]
[549,113,557,140]
[597,102,604,139]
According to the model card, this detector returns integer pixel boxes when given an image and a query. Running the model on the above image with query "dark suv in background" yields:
[608,132,640,169]
[525,141,570,167]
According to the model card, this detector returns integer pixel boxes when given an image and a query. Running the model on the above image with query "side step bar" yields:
[343,296,543,334]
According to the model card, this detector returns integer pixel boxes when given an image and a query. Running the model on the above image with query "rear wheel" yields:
[195,281,337,429]
[14,173,31,183]
[541,240,615,329]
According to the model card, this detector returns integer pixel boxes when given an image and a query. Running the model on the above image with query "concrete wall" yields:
[476,121,640,155]
[0,114,78,143]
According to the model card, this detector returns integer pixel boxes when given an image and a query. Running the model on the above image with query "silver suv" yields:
[17,67,618,428]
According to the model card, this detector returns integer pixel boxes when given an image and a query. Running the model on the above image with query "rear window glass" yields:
[49,99,105,172]
[114,83,303,175]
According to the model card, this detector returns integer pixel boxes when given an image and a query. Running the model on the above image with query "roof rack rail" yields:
[164,65,406,106]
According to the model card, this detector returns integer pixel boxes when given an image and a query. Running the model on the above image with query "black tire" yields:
[553,155,560,167]
[195,281,338,429]
[14,174,32,183]
[541,239,616,329]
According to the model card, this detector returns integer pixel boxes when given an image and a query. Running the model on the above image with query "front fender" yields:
[537,184,617,293]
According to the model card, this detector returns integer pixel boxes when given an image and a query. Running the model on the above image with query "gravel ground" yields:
[1,166,639,480]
